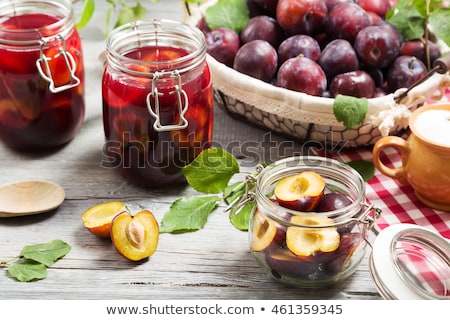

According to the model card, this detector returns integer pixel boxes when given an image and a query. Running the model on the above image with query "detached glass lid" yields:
[370,224,450,300]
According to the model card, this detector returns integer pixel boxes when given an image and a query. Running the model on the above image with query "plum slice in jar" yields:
[274,171,325,211]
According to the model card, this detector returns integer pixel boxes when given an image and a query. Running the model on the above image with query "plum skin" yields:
[233,40,278,83]
[276,56,327,96]
[205,27,240,67]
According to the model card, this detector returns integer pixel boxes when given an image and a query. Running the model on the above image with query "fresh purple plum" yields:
[386,55,427,93]
[276,55,327,96]
[240,15,285,48]
[400,39,441,67]
[276,0,328,36]
[318,39,360,80]
[329,70,376,98]
[354,22,402,68]
[356,0,392,18]
[325,2,371,43]
[278,34,321,65]
[233,40,278,82]
[205,27,240,67]
[324,0,354,10]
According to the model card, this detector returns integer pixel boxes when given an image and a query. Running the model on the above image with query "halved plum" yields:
[250,208,286,252]
[274,171,325,211]
[286,215,340,256]
[110,210,159,261]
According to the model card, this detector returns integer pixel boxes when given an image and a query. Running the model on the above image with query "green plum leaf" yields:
[333,95,368,129]
[204,0,249,33]
[182,148,240,194]
[159,195,221,233]
[7,261,47,282]
[21,240,71,267]
[346,160,375,182]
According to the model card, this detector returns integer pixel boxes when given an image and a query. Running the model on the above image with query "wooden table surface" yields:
[0,0,381,300]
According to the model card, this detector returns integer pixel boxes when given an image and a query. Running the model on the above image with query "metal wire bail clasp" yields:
[146,70,189,132]
[36,35,81,93]
[224,164,264,215]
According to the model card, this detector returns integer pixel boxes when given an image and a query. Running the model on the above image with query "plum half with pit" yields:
[286,215,340,257]
[250,208,287,252]
[205,27,240,67]
[274,171,326,211]
[233,40,278,83]
[277,56,327,96]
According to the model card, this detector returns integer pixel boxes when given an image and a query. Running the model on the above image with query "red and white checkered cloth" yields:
[339,145,450,239]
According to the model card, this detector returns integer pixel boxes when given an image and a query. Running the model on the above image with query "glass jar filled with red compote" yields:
[102,19,213,188]
[0,0,85,150]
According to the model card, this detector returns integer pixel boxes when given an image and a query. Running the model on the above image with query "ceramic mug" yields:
[372,103,450,212]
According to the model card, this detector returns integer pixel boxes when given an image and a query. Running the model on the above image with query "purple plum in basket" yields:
[240,15,285,48]
[354,22,402,69]
[205,27,240,67]
[278,34,321,65]
[400,39,441,66]
[318,39,360,81]
[277,55,327,96]
[276,0,328,36]
[356,0,392,18]
[329,70,375,98]
[386,55,428,93]
[233,40,278,83]
[325,2,371,43]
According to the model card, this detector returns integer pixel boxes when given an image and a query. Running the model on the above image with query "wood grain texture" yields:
[0,0,381,300]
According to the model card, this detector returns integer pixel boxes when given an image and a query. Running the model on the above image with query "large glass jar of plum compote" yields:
[0,0,85,150]
[248,156,380,288]
[102,19,213,188]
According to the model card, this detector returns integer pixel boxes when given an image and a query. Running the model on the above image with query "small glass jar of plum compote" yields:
[248,156,380,288]
[102,19,213,188]
[0,0,85,150]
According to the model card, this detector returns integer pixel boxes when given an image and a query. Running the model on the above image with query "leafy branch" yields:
[1,240,71,282]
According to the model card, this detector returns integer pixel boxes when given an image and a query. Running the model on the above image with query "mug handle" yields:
[372,136,409,183]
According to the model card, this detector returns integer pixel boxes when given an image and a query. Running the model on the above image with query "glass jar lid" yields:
[370,223,450,299]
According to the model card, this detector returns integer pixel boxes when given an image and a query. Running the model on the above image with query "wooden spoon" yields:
[0,180,65,218]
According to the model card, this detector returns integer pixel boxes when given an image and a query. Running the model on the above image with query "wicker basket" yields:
[184,1,450,148]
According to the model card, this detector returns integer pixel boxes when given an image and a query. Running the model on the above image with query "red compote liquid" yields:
[0,13,85,150]
[102,45,213,188]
